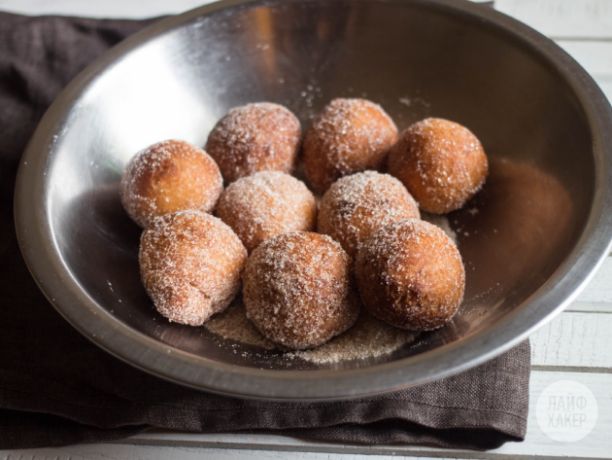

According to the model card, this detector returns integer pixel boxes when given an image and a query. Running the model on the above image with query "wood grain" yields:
[531,312,612,370]
[593,78,612,103]
[570,257,612,312]
[556,41,612,77]
[553,40,612,104]
[0,447,467,460]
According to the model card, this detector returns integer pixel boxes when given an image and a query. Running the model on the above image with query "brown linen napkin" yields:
[0,10,529,451]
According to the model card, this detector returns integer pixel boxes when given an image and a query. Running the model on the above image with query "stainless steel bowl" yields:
[14,0,612,400]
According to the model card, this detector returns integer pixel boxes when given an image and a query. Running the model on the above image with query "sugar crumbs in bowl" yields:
[204,298,420,364]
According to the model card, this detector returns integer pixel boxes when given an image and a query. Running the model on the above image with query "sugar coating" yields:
[242,232,360,350]
[121,139,223,228]
[421,212,458,245]
[205,102,301,183]
[318,171,420,258]
[388,118,488,214]
[140,210,247,326]
[303,98,398,193]
[216,171,317,253]
[355,219,465,331]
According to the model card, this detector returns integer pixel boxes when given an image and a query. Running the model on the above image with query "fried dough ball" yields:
[140,210,247,326]
[243,232,360,349]
[303,98,398,193]
[121,140,223,228]
[318,171,420,258]
[388,118,488,214]
[355,219,465,331]
[205,102,301,183]
[216,171,317,253]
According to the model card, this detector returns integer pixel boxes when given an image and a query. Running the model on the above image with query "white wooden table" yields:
[1,1,611,459]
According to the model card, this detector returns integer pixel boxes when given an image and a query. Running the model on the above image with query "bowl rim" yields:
[14,0,612,400]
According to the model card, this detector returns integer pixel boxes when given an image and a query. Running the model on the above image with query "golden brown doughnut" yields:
[243,232,360,349]
[139,210,247,326]
[388,118,488,214]
[355,219,465,331]
[121,139,223,228]
[215,171,317,253]
[205,102,301,183]
[317,171,420,258]
[303,98,398,193]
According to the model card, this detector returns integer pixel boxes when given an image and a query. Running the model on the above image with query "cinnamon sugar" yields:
[121,140,223,228]
[242,232,359,350]
[205,102,301,183]
[291,310,419,363]
[355,219,465,331]
[388,118,488,214]
[215,171,317,253]
[139,210,247,326]
[421,212,458,244]
[205,297,276,350]
[205,300,419,363]
[318,170,420,257]
[303,98,398,193]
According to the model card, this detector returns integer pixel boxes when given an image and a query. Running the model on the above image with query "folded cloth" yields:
[0,10,530,451]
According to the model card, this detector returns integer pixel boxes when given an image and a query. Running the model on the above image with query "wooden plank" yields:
[568,256,612,312]
[115,371,612,459]
[0,446,469,460]
[531,312,612,371]
[552,42,612,104]
[556,41,612,77]
[594,77,612,104]
[495,0,612,39]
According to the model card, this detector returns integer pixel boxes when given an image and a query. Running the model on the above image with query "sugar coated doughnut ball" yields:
[243,232,360,349]
[355,219,465,331]
[121,140,223,228]
[388,118,488,214]
[140,210,247,326]
[205,102,301,183]
[303,98,398,193]
[318,171,420,258]
[216,171,317,253]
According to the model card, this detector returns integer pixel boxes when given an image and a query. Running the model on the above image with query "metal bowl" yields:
[14,0,612,399]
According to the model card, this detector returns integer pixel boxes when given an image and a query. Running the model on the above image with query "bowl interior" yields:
[44,0,594,373]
